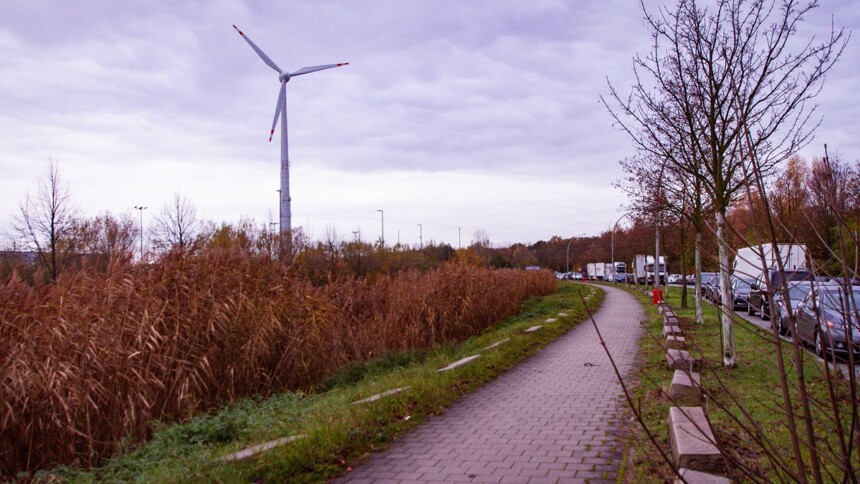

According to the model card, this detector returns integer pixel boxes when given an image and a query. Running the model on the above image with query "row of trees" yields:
[602,1,856,482]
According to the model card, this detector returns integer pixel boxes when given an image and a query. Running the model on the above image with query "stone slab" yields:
[668,370,702,406]
[438,354,481,372]
[663,325,682,337]
[219,435,306,462]
[674,468,731,484]
[557,312,569,317]
[524,325,542,333]
[664,314,680,325]
[545,318,558,323]
[665,335,686,350]
[668,407,723,473]
[352,386,411,405]
[481,338,510,351]
[666,348,694,371]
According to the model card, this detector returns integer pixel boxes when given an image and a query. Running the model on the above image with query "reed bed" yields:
[0,249,555,476]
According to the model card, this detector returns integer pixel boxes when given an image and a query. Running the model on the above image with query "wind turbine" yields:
[233,24,348,234]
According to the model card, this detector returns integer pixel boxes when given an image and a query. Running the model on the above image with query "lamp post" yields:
[566,232,586,274]
[352,230,360,241]
[458,227,461,249]
[133,205,147,262]
[611,212,633,284]
[376,209,384,246]
[417,223,423,249]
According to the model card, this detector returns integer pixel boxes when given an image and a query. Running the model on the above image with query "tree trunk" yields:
[695,231,704,325]
[716,211,736,367]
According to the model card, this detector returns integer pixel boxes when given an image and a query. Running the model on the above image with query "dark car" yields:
[748,269,814,320]
[773,281,816,335]
[730,277,755,311]
[794,284,860,359]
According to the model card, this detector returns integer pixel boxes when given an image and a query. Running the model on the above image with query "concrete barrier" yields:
[665,335,685,350]
[668,370,701,406]
[668,407,724,473]
[663,325,683,338]
[674,468,731,484]
[666,348,695,371]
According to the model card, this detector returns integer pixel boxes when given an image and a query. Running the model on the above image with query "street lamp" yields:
[458,227,461,249]
[417,223,423,249]
[376,209,384,246]
[566,232,586,273]
[611,212,633,284]
[133,205,147,262]
[352,230,360,241]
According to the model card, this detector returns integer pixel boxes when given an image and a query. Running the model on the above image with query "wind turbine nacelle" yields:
[279,72,291,82]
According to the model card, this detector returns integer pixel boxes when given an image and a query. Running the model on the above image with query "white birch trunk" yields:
[716,211,736,367]
[695,230,704,325]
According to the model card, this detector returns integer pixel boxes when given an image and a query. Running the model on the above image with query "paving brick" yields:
[335,285,644,483]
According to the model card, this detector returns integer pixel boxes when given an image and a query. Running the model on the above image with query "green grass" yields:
[618,284,858,483]
[44,282,604,483]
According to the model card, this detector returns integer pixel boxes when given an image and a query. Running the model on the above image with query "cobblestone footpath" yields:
[335,284,645,483]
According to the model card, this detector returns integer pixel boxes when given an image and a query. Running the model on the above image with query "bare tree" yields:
[604,0,847,367]
[151,192,201,252]
[13,160,78,281]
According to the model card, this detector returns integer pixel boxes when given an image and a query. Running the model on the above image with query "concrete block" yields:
[218,435,306,462]
[664,313,680,325]
[351,386,411,405]
[524,325,542,333]
[481,338,510,352]
[668,407,723,473]
[557,312,568,317]
[545,318,557,323]
[668,370,702,406]
[663,325,682,337]
[438,354,481,372]
[665,335,686,350]
[674,468,731,484]
[666,348,694,371]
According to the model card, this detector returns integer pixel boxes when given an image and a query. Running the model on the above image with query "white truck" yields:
[594,262,606,281]
[586,263,598,280]
[633,255,666,284]
[610,262,627,283]
[732,243,807,281]
[633,255,649,284]
[647,256,667,285]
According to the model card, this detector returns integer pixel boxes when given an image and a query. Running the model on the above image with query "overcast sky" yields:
[1,1,857,248]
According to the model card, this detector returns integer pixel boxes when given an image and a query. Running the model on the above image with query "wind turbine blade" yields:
[269,82,286,142]
[290,63,349,77]
[233,24,282,73]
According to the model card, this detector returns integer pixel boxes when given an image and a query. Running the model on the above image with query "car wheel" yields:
[777,317,788,336]
[814,328,832,361]
[762,304,770,321]
[747,303,755,316]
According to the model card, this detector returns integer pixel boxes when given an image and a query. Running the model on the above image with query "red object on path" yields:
[652,289,664,304]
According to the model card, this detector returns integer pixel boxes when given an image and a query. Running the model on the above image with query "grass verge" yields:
[44,282,604,483]
[618,284,857,482]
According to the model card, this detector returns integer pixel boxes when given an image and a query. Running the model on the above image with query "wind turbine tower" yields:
[233,24,348,234]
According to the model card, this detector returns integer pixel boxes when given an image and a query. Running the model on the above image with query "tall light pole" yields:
[566,232,586,273]
[611,212,633,283]
[376,209,384,246]
[133,206,147,262]
[417,223,423,249]
[352,230,360,241]
[458,227,461,249]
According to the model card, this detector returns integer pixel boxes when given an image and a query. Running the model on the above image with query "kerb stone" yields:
[664,335,685,350]
[668,370,701,406]
[668,407,723,473]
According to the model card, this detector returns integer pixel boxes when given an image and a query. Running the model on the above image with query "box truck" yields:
[594,263,606,281]
[586,263,597,280]
[633,255,666,284]
[732,243,807,281]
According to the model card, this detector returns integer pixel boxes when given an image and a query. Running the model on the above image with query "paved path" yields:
[335,285,645,483]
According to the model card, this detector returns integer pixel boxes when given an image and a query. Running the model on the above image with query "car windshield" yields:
[786,283,814,301]
[821,287,860,312]
[733,278,754,290]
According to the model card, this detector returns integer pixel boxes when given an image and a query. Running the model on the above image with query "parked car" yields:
[704,274,721,302]
[773,280,816,336]
[730,277,755,311]
[667,274,683,285]
[794,284,860,359]
[748,269,814,320]
[686,274,697,285]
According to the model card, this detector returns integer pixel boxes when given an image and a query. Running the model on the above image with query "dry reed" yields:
[0,249,555,476]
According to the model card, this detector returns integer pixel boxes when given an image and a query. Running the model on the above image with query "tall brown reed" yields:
[0,249,555,476]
